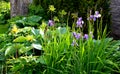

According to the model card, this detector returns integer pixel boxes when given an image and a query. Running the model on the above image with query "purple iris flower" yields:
[90,15,94,19]
[48,20,54,26]
[87,11,101,21]
[84,34,89,39]
[93,17,97,21]
[95,11,99,15]
[87,15,96,21]
[76,17,84,28]
[71,40,78,46]
[73,32,81,39]
[78,17,82,21]
[94,11,101,18]
[90,15,97,21]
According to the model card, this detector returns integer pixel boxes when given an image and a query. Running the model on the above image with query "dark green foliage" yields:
[0,24,9,34]
[6,56,46,74]
[0,1,10,25]
[32,0,111,30]
[28,4,47,19]
[0,0,9,2]
[8,15,42,28]
[15,15,42,27]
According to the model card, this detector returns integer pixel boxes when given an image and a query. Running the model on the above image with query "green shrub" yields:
[28,4,46,18]
[0,1,10,33]
[0,1,10,24]
[32,0,111,32]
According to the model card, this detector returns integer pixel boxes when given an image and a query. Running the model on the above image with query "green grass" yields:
[0,24,9,34]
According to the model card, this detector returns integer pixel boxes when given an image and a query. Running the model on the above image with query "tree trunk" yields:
[10,0,30,17]
[10,0,18,17]
[110,0,120,39]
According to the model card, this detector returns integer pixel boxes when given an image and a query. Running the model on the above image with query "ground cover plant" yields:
[0,1,10,24]
[0,1,10,34]
[0,0,120,74]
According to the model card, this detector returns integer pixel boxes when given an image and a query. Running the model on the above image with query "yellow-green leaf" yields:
[13,36,26,43]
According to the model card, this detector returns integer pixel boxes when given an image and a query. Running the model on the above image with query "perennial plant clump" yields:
[73,32,81,40]
[11,25,19,34]
[88,11,101,21]
[0,4,120,74]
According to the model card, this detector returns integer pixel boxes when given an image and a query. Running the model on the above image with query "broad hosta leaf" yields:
[31,28,40,35]
[27,15,42,23]
[13,36,26,43]
[15,15,42,26]
[32,43,42,50]
[57,27,67,34]
[5,46,15,56]
[39,29,44,38]
[25,22,39,26]
[16,20,24,24]
[13,44,24,49]
[19,46,32,54]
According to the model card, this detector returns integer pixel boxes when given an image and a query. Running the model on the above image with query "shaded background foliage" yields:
[0,1,10,24]
[29,0,111,37]
[0,0,10,34]
[32,0,111,25]
[1,0,111,33]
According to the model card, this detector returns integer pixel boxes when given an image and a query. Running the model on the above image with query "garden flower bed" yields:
[0,1,120,74]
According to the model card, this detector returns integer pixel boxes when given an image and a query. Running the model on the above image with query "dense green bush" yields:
[0,1,10,33]
[0,1,10,24]
[31,0,111,37]
[32,0,110,25]
[28,4,46,19]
